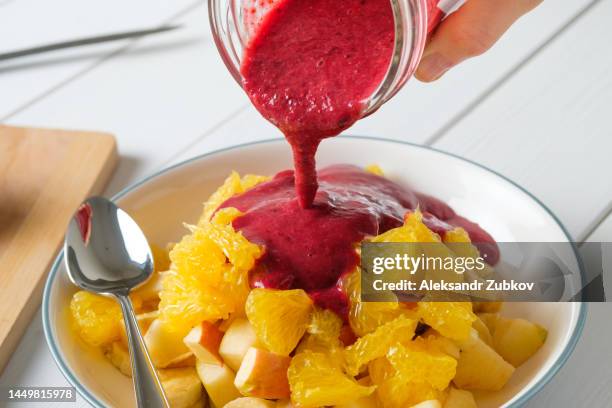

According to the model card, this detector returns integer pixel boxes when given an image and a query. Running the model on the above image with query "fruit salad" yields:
[70,168,547,408]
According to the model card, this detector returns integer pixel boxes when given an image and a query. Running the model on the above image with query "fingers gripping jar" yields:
[209,0,463,116]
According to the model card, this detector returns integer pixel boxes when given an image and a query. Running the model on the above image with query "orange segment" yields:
[417,302,476,341]
[288,351,375,408]
[345,314,417,376]
[246,288,313,355]
[70,291,122,347]
[386,338,457,391]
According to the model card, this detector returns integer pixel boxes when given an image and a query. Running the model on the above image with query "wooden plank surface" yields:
[434,0,612,241]
[0,125,117,374]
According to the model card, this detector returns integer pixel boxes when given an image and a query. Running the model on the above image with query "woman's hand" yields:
[416,0,543,82]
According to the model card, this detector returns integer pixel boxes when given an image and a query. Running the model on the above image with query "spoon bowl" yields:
[64,196,169,408]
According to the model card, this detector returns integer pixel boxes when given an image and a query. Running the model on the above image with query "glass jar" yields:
[208,0,461,116]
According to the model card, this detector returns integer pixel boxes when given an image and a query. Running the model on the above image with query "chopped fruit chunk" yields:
[245,289,313,355]
[454,329,514,391]
[196,361,242,408]
[342,270,417,336]
[160,214,261,336]
[150,243,171,272]
[307,308,343,343]
[472,315,493,346]
[417,302,476,341]
[335,377,379,408]
[199,171,269,223]
[472,301,503,313]
[490,317,547,367]
[234,347,291,399]
[224,397,275,408]
[70,291,122,346]
[374,376,443,408]
[444,387,477,408]
[183,321,224,366]
[158,367,202,408]
[144,319,192,368]
[477,313,499,333]
[412,401,442,408]
[386,339,457,391]
[422,330,461,360]
[219,318,260,371]
[275,400,294,408]
[288,351,375,408]
[345,315,417,376]
[105,342,132,377]
[132,269,164,304]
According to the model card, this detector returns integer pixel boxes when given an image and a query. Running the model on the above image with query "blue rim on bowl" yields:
[42,136,588,408]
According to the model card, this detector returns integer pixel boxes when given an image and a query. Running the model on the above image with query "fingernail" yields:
[417,53,453,81]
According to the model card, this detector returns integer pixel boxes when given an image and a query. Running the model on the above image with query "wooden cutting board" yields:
[0,125,117,373]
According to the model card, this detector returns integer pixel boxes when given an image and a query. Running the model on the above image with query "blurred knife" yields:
[0,25,181,62]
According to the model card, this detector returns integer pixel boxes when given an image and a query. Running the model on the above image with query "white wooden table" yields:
[1,0,611,406]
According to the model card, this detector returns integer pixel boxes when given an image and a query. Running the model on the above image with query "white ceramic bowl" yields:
[43,136,586,408]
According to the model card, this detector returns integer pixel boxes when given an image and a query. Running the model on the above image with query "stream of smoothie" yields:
[223,0,498,320]
[241,0,395,207]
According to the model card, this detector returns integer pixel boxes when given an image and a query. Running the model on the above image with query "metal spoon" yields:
[64,196,170,408]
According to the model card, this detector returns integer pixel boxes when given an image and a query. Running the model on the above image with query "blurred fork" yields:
[0,25,181,62]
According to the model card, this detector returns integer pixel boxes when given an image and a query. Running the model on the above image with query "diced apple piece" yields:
[411,401,442,408]
[476,313,499,334]
[472,316,493,346]
[224,397,276,408]
[219,318,259,371]
[184,321,224,366]
[196,360,242,408]
[120,310,159,347]
[444,387,477,408]
[472,302,502,313]
[145,319,192,368]
[491,317,547,367]
[158,367,203,408]
[234,347,290,399]
[454,329,514,391]
[105,342,132,377]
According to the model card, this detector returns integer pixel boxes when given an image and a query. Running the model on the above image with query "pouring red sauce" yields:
[220,165,499,320]
[241,0,395,207]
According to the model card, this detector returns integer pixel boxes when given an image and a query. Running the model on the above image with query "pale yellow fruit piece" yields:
[490,317,547,367]
[444,387,477,408]
[200,171,269,223]
[288,351,375,408]
[224,397,276,408]
[145,319,192,368]
[421,329,461,360]
[336,377,380,408]
[364,164,384,176]
[158,367,203,408]
[196,361,242,408]
[473,302,503,313]
[417,302,476,341]
[476,313,499,333]
[70,291,122,347]
[454,329,514,391]
[105,342,132,377]
[234,347,291,399]
[387,339,457,391]
[472,315,493,346]
[412,401,442,408]
[345,314,417,376]
[342,269,417,337]
[246,289,313,356]
[375,376,443,408]
[219,318,260,371]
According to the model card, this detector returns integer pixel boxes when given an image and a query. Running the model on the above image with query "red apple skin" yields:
[184,321,225,366]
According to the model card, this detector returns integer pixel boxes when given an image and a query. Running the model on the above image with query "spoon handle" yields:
[116,294,170,408]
